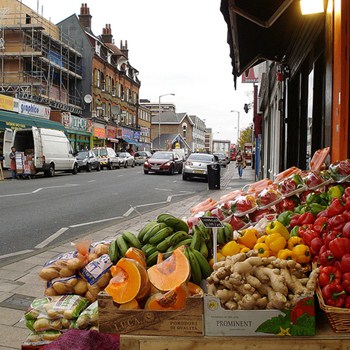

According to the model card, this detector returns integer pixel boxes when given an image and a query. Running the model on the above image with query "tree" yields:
[238,123,253,149]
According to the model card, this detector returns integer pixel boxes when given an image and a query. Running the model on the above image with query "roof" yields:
[105,43,125,57]
[152,133,191,150]
[152,111,193,125]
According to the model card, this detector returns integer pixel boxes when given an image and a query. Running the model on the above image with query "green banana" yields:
[157,213,175,223]
[142,222,168,243]
[138,220,158,242]
[141,243,153,253]
[122,231,142,249]
[143,245,158,257]
[199,239,209,258]
[217,227,226,245]
[223,223,233,242]
[190,247,212,278]
[157,213,189,233]
[156,235,174,252]
[190,229,202,251]
[173,219,189,233]
[187,248,202,285]
[169,231,190,247]
[197,223,210,241]
[148,226,174,245]
[116,235,128,257]
[146,250,159,267]
[171,237,193,250]
[108,239,119,264]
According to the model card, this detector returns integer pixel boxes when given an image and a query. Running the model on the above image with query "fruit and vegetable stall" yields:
[21,151,350,349]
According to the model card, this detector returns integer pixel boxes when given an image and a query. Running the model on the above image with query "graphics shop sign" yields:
[19,101,51,119]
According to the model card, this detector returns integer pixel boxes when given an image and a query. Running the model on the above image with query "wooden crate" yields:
[98,292,203,337]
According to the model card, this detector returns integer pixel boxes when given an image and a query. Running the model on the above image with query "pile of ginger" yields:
[206,251,319,310]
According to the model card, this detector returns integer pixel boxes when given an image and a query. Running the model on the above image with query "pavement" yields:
[0,163,256,349]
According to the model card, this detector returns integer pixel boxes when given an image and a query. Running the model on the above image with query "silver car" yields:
[134,151,152,165]
[182,153,217,180]
[117,152,135,168]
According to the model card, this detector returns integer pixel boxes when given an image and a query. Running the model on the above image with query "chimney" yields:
[101,24,113,44]
[120,40,129,58]
[79,3,92,30]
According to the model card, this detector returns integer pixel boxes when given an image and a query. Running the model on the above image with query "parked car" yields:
[92,147,120,170]
[182,153,218,181]
[76,150,100,172]
[134,151,152,165]
[214,153,229,168]
[117,152,135,168]
[144,151,183,175]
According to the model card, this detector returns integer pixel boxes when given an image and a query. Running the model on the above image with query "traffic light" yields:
[244,103,249,113]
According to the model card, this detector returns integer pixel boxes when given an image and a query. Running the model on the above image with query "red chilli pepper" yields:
[329,237,350,260]
[318,266,342,287]
[321,284,346,307]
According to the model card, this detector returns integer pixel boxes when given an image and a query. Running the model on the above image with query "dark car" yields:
[76,150,101,172]
[213,153,228,167]
[144,151,183,175]
[134,151,152,165]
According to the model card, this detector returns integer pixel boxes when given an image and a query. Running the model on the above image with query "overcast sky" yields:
[22,0,254,143]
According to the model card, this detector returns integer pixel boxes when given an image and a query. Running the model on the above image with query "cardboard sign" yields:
[200,217,223,228]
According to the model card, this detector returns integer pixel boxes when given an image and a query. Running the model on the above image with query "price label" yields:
[200,217,223,228]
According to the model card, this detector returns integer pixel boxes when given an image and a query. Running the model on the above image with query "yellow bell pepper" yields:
[287,236,305,250]
[257,235,267,243]
[277,248,295,260]
[265,232,287,253]
[240,247,250,253]
[253,242,270,257]
[221,240,240,257]
[266,220,290,240]
[237,227,258,249]
[292,244,311,264]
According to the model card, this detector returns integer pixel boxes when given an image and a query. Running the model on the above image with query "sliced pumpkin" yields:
[147,247,190,291]
[134,260,151,301]
[105,258,141,304]
[125,247,147,269]
[144,284,188,311]
[118,299,140,310]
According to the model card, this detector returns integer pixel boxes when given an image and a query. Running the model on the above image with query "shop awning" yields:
[121,137,139,146]
[66,129,91,137]
[220,0,325,84]
[0,110,66,132]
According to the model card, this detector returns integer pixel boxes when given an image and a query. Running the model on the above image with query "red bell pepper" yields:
[328,214,347,232]
[317,209,329,218]
[298,224,319,246]
[340,254,350,273]
[328,198,345,217]
[321,284,347,307]
[345,295,350,309]
[318,266,342,287]
[313,217,328,234]
[329,237,350,260]
[309,237,324,257]
[322,230,343,248]
[319,249,335,266]
[342,222,350,239]
[341,272,350,293]
[298,212,316,226]
[289,213,301,228]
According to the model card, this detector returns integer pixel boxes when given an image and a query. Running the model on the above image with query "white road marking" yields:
[35,227,69,249]
[0,249,34,260]
[0,192,32,198]
[32,188,42,193]
[0,184,80,198]
[123,207,135,217]
[88,180,96,183]
[155,188,173,191]
[69,216,123,228]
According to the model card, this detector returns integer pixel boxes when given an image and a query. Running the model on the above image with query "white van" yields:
[11,127,78,177]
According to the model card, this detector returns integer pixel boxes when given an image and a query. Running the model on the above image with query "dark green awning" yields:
[0,110,66,132]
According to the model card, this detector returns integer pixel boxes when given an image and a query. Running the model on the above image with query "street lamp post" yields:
[158,93,175,150]
[230,110,240,145]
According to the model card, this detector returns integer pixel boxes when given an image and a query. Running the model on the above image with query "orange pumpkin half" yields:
[105,258,141,304]
[147,247,190,291]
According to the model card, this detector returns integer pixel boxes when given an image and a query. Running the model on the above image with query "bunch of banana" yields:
[184,247,212,285]
[217,222,234,245]
[157,213,189,233]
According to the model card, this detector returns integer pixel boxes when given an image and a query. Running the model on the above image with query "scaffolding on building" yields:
[0,6,84,115]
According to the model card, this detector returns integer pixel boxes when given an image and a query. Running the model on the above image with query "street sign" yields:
[200,217,223,228]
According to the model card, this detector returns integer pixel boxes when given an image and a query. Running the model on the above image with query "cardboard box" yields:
[98,292,204,336]
[204,295,315,336]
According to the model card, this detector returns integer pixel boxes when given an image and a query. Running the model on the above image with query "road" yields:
[0,165,214,263]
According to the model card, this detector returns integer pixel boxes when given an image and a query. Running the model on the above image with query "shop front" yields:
[106,125,118,151]
[116,127,141,152]
[92,122,106,148]
[61,112,91,152]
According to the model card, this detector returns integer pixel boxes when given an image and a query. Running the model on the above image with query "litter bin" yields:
[207,163,220,190]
